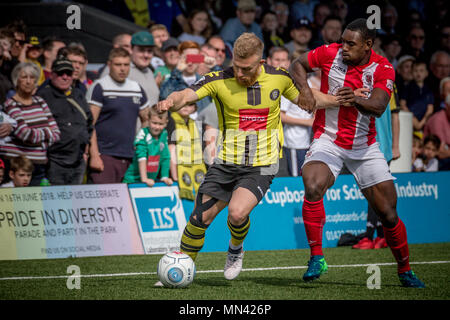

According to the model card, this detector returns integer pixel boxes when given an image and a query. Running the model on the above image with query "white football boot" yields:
[224,250,244,280]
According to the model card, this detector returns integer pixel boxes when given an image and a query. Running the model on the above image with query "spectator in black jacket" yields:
[36,56,93,185]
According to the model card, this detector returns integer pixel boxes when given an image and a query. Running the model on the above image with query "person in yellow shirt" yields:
[157,32,340,283]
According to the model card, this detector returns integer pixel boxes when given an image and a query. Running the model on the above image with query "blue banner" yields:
[182,171,450,252]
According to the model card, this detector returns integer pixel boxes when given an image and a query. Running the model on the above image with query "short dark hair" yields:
[424,135,441,149]
[345,18,376,41]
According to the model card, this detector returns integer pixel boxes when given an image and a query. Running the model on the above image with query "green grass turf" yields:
[0,243,449,300]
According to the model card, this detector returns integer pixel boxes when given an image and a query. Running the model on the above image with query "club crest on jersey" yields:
[133,96,140,104]
[386,79,394,91]
[270,89,280,100]
[365,74,372,84]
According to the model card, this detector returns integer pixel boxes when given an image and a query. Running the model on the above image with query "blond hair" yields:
[233,32,264,59]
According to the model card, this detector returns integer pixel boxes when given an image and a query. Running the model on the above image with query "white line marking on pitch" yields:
[1,260,448,281]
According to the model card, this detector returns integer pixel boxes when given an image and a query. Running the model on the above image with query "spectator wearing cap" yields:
[19,36,45,86]
[395,55,415,99]
[310,15,342,49]
[220,0,264,47]
[285,18,313,56]
[154,37,180,86]
[99,31,159,116]
[0,62,60,186]
[36,56,93,185]
[86,48,149,184]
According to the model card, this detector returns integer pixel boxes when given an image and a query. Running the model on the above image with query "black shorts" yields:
[198,163,276,203]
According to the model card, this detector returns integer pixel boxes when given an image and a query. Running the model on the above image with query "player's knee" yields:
[304,179,328,202]
[227,205,249,226]
[375,203,398,228]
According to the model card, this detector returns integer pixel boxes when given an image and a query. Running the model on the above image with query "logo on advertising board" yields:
[128,184,187,254]
[134,190,182,232]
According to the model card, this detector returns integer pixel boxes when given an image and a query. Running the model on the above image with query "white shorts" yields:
[302,137,395,189]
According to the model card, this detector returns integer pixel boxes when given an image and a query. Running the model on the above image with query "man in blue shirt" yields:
[220,0,263,48]
[86,48,149,184]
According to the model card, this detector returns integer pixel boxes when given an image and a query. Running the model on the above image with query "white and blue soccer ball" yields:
[157,251,196,288]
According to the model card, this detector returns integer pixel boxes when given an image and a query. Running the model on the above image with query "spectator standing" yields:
[65,46,88,94]
[21,36,45,86]
[147,0,187,34]
[154,37,180,86]
[271,1,290,42]
[149,24,169,71]
[395,55,415,98]
[267,46,313,176]
[427,51,450,112]
[178,9,213,46]
[382,34,402,69]
[41,37,66,80]
[424,95,450,170]
[207,35,229,68]
[123,107,172,187]
[401,26,429,62]
[379,4,399,36]
[0,62,60,186]
[438,77,450,110]
[260,11,284,58]
[166,101,206,200]
[437,25,450,54]
[310,15,342,49]
[285,18,313,56]
[220,0,264,47]
[87,48,149,184]
[330,0,348,26]
[36,56,93,185]
[100,31,159,117]
[400,61,435,132]
[159,41,211,114]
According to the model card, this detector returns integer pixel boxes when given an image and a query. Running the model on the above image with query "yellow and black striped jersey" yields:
[190,64,299,166]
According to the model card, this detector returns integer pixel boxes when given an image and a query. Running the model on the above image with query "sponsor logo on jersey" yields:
[239,108,269,131]
[147,155,160,172]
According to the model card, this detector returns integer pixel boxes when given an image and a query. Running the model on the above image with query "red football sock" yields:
[383,219,411,274]
[302,198,326,256]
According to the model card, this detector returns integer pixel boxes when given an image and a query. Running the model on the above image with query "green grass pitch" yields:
[1,243,449,300]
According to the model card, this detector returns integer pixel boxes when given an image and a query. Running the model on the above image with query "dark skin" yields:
[290,28,398,228]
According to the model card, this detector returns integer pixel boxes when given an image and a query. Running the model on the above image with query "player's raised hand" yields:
[157,99,174,113]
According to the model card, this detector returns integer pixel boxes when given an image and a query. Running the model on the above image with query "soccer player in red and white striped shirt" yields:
[291,18,425,288]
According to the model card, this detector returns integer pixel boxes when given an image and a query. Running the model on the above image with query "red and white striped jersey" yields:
[308,43,395,150]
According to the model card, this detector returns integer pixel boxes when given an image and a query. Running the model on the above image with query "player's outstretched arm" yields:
[290,53,316,112]
[156,88,199,113]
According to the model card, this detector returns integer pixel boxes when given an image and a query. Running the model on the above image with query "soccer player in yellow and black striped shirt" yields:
[157,32,340,282]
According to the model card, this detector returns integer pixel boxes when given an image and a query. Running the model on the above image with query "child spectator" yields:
[1,155,33,187]
[166,102,206,200]
[413,135,440,172]
[123,106,172,187]
[400,61,434,132]
[411,134,423,170]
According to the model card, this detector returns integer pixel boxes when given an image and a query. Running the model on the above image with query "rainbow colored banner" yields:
[0,184,144,260]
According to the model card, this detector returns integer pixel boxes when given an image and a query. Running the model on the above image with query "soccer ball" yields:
[157,251,196,288]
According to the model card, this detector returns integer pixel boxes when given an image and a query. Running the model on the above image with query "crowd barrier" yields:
[1,171,449,260]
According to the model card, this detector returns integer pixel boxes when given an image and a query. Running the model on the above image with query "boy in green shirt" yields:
[123,106,172,187]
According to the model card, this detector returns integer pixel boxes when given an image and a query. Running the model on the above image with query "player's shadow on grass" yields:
[194,276,232,287]
[248,276,395,289]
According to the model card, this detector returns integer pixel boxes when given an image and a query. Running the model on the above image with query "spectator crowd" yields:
[0,0,449,191]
